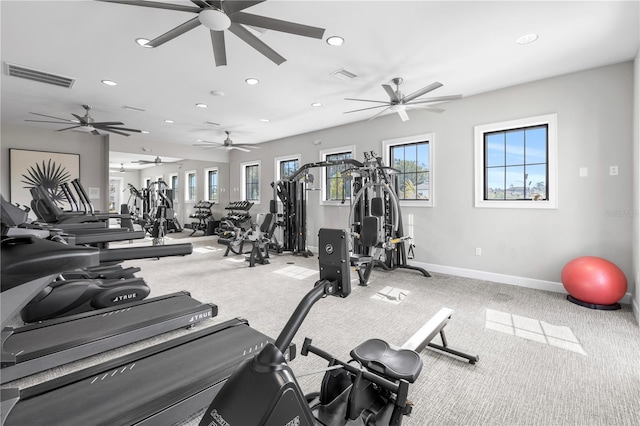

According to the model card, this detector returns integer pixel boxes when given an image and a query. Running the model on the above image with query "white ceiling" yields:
[2,1,639,165]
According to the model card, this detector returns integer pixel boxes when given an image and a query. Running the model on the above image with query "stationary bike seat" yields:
[350,338,423,383]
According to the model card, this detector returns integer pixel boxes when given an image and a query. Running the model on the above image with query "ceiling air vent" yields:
[331,68,358,81]
[3,62,75,88]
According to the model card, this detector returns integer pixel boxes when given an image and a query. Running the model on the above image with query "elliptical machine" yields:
[199,228,423,426]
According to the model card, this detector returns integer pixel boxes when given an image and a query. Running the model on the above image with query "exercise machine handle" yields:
[274,279,333,353]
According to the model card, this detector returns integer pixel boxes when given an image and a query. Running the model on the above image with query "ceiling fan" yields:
[26,104,142,136]
[109,163,130,173]
[193,131,260,152]
[97,0,326,67]
[132,156,181,166]
[344,78,462,122]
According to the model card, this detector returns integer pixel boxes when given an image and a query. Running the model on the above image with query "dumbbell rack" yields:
[188,201,214,235]
[222,201,253,229]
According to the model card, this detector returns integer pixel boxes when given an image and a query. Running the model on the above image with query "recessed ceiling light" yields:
[260,118,270,122]
[164,119,174,124]
[135,38,152,48]
[141,130,150,134]
[245,78,259,85]
[326,36,344,46]
[311,102,322,107]
[210,90,225,96]
[196,103,208,108]
[101,80,117,86]
[516,33,538,45]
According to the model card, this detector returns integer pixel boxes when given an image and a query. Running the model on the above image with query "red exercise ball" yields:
[561,256,627,307]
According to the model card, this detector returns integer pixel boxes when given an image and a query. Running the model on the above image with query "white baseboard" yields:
[409,260,633,306]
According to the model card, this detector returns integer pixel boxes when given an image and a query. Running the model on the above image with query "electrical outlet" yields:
[610,166,618,176]
[475,247,482,256]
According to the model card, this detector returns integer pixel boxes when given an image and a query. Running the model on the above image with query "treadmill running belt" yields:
[2,292,216,383]
[4,319,270,426]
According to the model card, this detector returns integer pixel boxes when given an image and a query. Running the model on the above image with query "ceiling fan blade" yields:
[231,146,251,152]
[56,125,82,131]
[70,113,87,124]
[405,94,463,104]
[367,106,392,121]
[147,16,202,48]
[210,29,227,67]
[222,0,265,14]
[96,0,201,13]
[91,129,101,135]
[397,109,410,122]
[29,112,75,122]
[344,105,390,114]
[91,121,124,126]
[99,126,142,133]
[237,145,261,149]
[402,82,443,103]
[228,22,285,65]
[97,128,131,136]
[344,98,390,104]
[191,0,210,8]
[25,120,78,124]
[382,84,400,103]
[231,12,325,39]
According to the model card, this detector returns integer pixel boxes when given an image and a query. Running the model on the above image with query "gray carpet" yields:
[5,231,640,425]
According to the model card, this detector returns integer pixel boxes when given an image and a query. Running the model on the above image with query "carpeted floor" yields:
[5,231,640,425]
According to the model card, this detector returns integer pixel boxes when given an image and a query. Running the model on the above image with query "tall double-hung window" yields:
[241,161,260,203]
[383,134,434,207]
[474,114,557,209]
[320,146,355,203]
[205,167,218,202]
[185,171,197,202]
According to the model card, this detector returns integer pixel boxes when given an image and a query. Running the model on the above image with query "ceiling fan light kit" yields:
[198,8,231,31]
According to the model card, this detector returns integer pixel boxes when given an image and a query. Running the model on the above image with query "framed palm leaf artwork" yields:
[9,149,80,211]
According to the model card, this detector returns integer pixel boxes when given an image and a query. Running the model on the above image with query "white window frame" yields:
[241,160,261,204]
[320,145,356,206]
[274,154,301,182]
[474,113,558,209]
[204,166,219,202]
[382,133,434,208]
[169,173,179,202]
[185,170,197,202]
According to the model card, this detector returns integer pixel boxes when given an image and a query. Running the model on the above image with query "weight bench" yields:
[402,307,479,364]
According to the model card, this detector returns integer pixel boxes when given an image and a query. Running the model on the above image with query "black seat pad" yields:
[350,338,423,383]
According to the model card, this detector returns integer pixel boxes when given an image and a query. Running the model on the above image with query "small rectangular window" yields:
[185,171,197,202]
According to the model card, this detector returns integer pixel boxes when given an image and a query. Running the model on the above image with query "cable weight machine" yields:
[272,152,429,285]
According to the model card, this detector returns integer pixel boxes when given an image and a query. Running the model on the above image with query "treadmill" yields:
[2,318,272,426]
[1,235,215,384]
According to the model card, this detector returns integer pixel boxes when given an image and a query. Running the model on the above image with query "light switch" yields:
[579,167,588,177]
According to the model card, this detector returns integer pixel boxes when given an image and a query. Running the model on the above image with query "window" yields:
[205,167,219,202]
[320,145,355,204]
[383,133,434,206]
[169,173,178,201]
[474,114,557,209]
[275,155,300,181]
[241,161,260,203]
[185,170,197,202]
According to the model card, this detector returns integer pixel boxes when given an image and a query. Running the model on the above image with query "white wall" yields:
[1,124,109,215]
[633,49,640,324]
[230,62,636,304]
